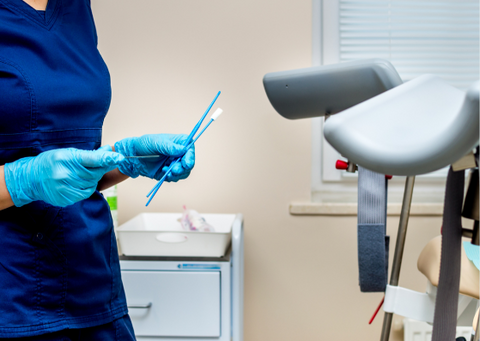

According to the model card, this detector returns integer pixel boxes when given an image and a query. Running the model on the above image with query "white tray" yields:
[117,213,236,257]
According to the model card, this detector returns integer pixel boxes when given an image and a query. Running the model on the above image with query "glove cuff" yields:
[4,158,36,207]
[114,139,140,179]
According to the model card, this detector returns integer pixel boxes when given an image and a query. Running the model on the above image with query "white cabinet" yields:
[120,213,244,341]
[122,271,221,337]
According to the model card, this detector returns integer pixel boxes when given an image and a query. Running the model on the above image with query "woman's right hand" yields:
[114,134,195,181]
[3,147,124,207]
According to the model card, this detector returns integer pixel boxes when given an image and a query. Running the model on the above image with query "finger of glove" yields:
[156,139,186,158]
[72,166,116,184]
[73,150,123,181]
[161,162,184,177]
[46,184,97,207]
[166,170,191,182]
[161,162,189,179]
[77,149,125,169]
[136,135,185,157]
[96,145,117,173]
[170,161,186,176]
[180,147,195,171]
[97,145,113,152]
[171,134,190,146]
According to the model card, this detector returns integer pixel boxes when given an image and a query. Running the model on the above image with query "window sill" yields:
[290,202,443,216]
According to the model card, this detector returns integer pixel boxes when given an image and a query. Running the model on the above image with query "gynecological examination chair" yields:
[263,59,480,341]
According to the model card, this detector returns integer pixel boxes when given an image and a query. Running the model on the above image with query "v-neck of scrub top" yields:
[36,9,45,19]
[1,0,60,29]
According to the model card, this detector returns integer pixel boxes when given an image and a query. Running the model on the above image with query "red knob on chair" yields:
[385,175,393,180]
[336,160,349,170]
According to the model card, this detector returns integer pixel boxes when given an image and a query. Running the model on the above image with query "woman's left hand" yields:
[114,134,195,182]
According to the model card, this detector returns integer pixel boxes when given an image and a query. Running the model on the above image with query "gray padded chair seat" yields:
[323,75,479,176]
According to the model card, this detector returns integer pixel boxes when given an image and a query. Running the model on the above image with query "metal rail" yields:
[380,176,416,341]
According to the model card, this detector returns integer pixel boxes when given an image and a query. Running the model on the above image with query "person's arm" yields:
[97,168,129,191]
[3,148,124,209]
[0,166,14,211]
[3,161,128,210]
[97,144,130,191]
[113,134,195,182]
[96,134,197,191]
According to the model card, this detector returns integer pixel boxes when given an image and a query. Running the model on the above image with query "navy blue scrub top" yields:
[0,0,128,337]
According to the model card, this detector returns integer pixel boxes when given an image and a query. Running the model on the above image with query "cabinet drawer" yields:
[122,271,221,337]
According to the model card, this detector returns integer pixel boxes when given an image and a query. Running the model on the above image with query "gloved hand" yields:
[4,146,124,207]
[114,134,195,182]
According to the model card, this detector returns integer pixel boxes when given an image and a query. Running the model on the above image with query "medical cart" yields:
[119,214,244,341]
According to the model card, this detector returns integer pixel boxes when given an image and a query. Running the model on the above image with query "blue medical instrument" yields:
[137,91,221,180]
[145,96,222,203]
[144,90,223,206]
[186,91,221,144]
[124,155,161,159]
[143,90,220,199]
[146,108,224,206]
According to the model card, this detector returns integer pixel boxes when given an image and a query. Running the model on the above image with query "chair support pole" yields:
[474,308,480,341]
[380,176,416,341]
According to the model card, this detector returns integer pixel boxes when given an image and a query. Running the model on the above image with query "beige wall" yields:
[92,1,443,340]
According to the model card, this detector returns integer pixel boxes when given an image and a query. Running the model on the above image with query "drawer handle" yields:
[128,302,152,309]
[155,233,188,243]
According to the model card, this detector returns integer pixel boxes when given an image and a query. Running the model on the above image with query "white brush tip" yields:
[211,108,223,121]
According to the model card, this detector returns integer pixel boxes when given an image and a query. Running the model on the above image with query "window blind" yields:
[339,0,479,90]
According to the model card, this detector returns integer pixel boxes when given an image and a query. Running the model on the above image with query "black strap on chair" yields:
[432,167,465,341]
[357,166,389,292]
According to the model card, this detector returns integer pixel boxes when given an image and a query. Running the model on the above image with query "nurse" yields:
[0,0,195,339]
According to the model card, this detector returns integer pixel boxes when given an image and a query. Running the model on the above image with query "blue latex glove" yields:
[114,134,195,182]
[4,146,124,207]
